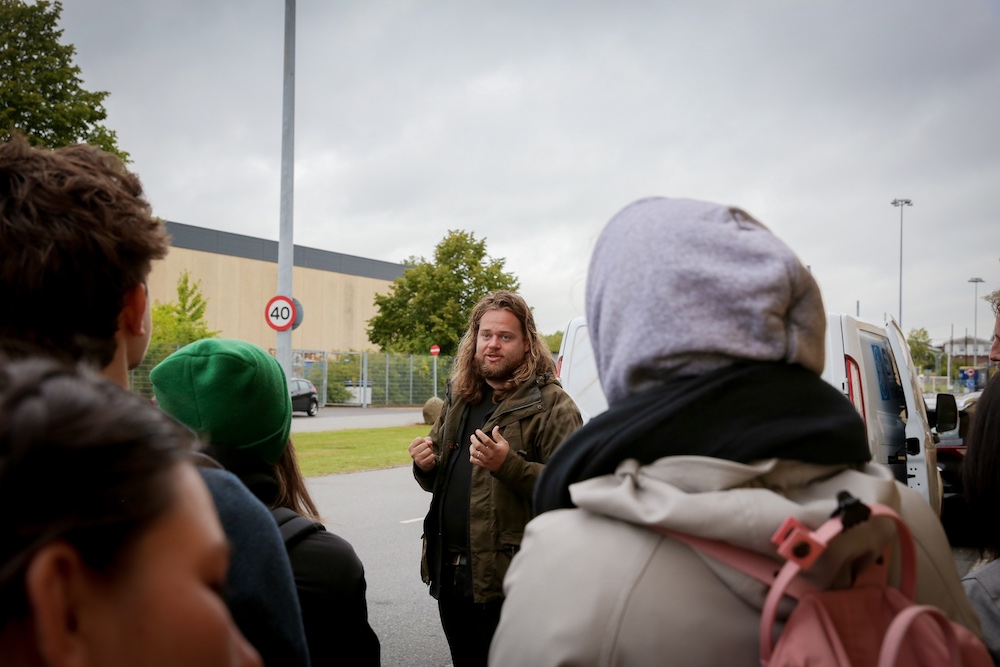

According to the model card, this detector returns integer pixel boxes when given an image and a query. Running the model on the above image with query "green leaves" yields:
[544,331,563,354]
[906,327,935,372]
[366,230,519,355]
[150,270,219,349]
[0,0,128,159]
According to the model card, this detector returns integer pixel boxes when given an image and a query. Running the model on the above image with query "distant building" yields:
[147,222,406,353]
[937,336,991,360]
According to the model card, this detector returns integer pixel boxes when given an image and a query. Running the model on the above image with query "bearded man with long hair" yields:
[407,290,582,667]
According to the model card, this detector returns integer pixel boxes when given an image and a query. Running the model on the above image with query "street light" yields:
[970,277,985,367]
[891,199,912,326]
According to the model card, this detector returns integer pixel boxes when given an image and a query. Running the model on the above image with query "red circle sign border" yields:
[266,295,297,332]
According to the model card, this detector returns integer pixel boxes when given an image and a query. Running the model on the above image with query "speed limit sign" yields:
[265,295,296,331]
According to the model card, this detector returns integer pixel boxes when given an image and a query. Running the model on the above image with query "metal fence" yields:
[920,375,952,395]
[130,342,181,399]
[130,344,454,408]
[311,351,454,407]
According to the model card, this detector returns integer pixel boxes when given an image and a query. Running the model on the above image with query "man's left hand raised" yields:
[470,426,509,472]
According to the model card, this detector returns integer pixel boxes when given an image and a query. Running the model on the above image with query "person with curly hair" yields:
[963,371,1000,664]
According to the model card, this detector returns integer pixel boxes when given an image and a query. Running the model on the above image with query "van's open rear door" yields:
[885,317,942,513]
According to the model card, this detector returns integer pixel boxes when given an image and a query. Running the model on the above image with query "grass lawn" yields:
[294,425,431,477]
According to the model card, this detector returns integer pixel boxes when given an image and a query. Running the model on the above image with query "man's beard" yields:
[477,349,525,382]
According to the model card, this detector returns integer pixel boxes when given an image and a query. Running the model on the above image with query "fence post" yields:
[385,353,390,406]
[321,351,328,407]
[361,352,369,408]
[409,354,413,405]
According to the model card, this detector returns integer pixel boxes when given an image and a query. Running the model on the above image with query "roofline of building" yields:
[164,221,408,282]
[937,337,992,346]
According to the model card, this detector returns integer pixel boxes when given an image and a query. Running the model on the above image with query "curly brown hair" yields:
[0,134,169,367]
[449,290,556,404]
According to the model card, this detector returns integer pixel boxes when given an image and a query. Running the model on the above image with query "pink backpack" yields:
[658,492,991,667]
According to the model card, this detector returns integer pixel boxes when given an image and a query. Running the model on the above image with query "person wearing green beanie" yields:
[152,338,380,667]
[150,338,292,464]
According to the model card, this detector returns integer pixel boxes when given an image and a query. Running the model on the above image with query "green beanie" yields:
[150,338,292,464]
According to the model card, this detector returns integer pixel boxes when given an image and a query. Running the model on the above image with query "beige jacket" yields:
[490,456,980,666]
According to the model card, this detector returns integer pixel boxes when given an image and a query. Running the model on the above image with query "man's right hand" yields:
[408,436,437,472]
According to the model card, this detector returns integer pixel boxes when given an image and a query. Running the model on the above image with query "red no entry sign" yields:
[430,344,440,356]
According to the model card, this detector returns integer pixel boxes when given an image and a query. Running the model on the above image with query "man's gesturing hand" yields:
[470,426,509,473]
[409,436,437,472]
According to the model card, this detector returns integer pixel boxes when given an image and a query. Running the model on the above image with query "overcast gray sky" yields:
[59,0,1000,347]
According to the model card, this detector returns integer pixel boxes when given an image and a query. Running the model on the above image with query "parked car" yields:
[289,377,319,417]
[555,313,953,515]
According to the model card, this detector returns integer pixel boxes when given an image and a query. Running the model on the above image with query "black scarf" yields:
[534,362,869,515]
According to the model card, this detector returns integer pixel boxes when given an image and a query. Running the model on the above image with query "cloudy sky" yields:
[58,0,1000,347]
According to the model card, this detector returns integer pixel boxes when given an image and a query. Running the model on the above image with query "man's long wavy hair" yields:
[450,290,556,404]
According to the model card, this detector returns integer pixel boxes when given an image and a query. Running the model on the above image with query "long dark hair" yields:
[963,372,1000,558]
[274,440,320,520]
[0,357,195,627]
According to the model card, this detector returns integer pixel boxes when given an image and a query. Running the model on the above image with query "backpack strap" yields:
[879,605,964,667]
[654,528,820,601]
[271,506,324,549]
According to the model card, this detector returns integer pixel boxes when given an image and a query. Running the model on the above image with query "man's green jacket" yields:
[415,372,582,602]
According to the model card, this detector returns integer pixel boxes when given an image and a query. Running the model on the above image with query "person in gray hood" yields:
[489,197,980,666]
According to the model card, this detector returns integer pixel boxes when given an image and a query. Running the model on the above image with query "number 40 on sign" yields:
[265,295,297,331]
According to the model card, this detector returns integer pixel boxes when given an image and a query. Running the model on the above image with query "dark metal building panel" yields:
[164,221,406,281]
[165,222,221,253]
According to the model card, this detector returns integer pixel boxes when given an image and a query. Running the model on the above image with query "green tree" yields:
[132,271,219,397]
[150,270,220,346]
[907,327,935,372]
[367,230,519,355]
[1,0,127,159]
[544,331,563,354]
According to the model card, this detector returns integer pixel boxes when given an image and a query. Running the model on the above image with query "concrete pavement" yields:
[291,406,426,433]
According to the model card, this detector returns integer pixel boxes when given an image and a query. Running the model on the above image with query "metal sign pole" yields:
[276,0,296,379]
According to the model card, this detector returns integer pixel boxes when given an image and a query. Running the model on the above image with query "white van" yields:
[823,313,941,514]
[555,317,607,422]
[555,313,944,514]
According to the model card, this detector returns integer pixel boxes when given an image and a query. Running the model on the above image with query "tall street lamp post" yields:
[276,0,296,379]
[970,277,985,368]
[891,199,912,327]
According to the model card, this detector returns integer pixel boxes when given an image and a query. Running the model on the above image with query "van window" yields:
[858,330,907,446]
